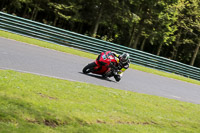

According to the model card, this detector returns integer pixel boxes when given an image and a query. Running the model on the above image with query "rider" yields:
[110,52,130,81]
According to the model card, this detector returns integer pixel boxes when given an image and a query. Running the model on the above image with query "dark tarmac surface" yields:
[1,37,200,104]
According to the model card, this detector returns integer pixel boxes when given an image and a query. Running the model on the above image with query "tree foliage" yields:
[1,0,200,67]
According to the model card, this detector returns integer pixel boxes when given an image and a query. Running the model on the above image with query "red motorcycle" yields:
[82,51,120,81]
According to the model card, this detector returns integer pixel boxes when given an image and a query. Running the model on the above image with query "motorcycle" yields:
[82,51,121,82]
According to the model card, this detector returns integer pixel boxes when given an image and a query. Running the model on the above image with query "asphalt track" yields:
[1,37,200,104]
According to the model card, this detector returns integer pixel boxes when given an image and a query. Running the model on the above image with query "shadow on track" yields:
[79,72,116,83]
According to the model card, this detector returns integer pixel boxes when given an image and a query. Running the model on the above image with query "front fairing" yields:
[93,52,117,75]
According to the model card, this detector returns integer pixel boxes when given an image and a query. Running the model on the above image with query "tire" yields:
[82,62,97,74]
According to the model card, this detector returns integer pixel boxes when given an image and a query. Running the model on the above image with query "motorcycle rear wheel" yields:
[82,62,97,74]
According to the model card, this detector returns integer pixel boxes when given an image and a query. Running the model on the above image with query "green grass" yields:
[0,70,200,133]
[0,30,200,86]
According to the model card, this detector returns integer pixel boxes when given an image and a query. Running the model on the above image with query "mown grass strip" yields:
[0,70,200,133]
[0,30,200,85]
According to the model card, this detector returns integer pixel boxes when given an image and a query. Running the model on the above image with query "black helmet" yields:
[119,53,130,64]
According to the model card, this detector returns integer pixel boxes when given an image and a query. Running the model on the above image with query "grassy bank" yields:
[0,30,200,86]
[0,70,200,133]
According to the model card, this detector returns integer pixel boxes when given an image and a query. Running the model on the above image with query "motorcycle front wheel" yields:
[82,62,97,74]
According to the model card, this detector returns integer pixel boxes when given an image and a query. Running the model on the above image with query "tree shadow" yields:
[79,72,116,83]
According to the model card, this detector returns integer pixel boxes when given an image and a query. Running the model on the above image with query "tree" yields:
[155,3,178,56]
[19,0,32,18]
[48,2,73,26]
[172,0,200,65]
[88,0,123,38]
[188,0,200,66]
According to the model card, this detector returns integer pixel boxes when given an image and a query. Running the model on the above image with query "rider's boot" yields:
[114,75,121,82]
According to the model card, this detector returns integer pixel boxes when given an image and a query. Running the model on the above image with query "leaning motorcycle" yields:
[82,51,121,82]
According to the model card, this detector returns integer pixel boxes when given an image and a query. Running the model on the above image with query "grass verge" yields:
[0,30,200,86]
[0,69,200,133]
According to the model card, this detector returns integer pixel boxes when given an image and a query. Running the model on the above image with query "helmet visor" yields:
[120,57,127,63]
